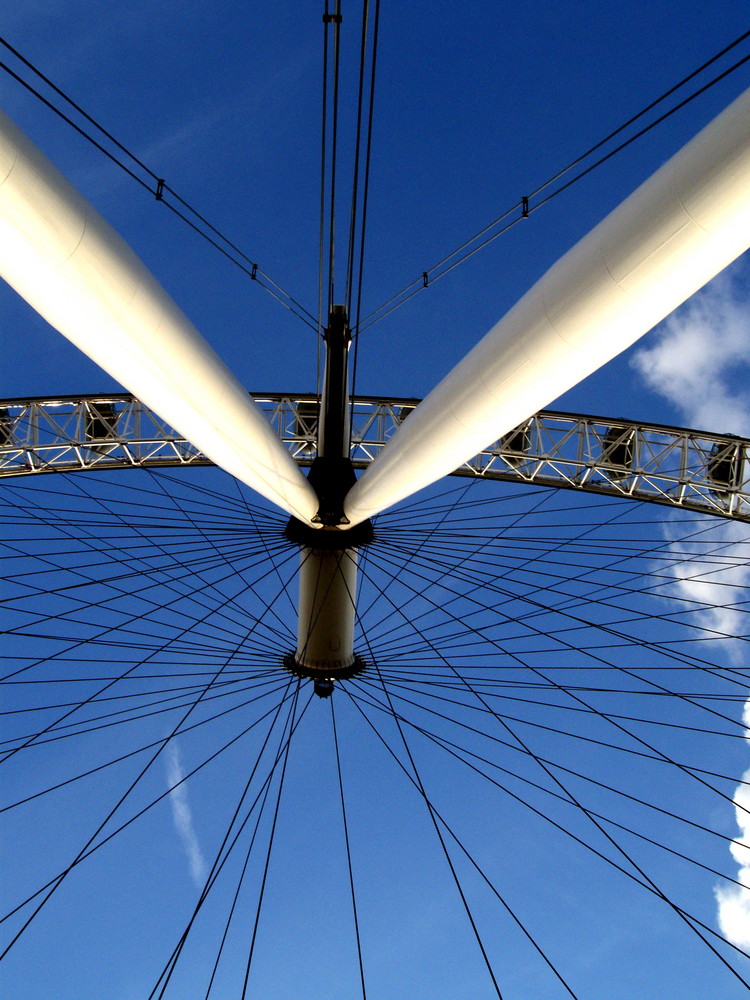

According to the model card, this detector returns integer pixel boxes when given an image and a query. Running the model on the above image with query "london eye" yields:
[2,6,750,998]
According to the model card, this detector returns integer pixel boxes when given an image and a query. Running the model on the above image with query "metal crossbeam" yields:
[1,393,748,522]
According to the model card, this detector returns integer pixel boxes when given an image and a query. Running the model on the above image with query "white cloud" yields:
[665,520,750,948]
[633,264,750,948]
[631,266,750,436]
[640,264,750,657]
[715,768,750,949]
[165,741,208,889]
[669,522,750,947]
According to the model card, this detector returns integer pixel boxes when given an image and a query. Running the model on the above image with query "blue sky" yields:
[2,3,750,998]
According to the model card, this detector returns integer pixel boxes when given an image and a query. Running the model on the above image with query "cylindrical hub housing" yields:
[294,545,359,673]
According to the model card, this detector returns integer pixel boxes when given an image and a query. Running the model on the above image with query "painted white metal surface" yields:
[295,547,359,671]
[344,85,750,526]
[0,108,318,524]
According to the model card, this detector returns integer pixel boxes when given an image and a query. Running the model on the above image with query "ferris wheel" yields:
[2,8,750,999]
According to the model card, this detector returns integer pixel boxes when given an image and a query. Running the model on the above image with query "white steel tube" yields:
[344,85,750,526]
[295,548,358,672]
[0,109,318,525]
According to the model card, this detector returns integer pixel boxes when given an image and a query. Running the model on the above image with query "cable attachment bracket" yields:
[422,271,429,288]
[522,196,529,218]
[155,179,165,201]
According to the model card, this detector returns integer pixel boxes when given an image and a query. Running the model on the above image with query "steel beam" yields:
[1,394,748,522]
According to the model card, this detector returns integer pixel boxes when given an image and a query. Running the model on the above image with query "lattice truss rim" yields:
[1,393,748,521]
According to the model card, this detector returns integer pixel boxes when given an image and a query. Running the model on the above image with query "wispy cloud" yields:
[165,741,208,889]
[632,263,750,947]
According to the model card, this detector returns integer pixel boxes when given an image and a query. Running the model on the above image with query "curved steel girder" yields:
[1,393,748,522]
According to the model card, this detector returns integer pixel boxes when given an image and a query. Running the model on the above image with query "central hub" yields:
[281,305,370,697]
[283,514,370,697]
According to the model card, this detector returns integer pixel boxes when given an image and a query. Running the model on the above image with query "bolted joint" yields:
[285,512,374,550]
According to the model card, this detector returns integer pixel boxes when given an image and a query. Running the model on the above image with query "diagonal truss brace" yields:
[1,393,748,522]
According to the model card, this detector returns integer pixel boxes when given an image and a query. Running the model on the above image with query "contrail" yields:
[165,741,208,889]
